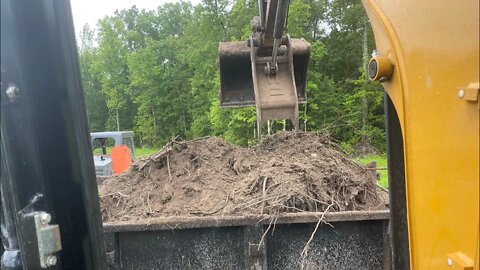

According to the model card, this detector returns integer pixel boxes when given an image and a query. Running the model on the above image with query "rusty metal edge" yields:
[103,210,389,233]
[220,98,307,108]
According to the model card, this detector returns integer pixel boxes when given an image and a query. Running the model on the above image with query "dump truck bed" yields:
[103,210,390,269]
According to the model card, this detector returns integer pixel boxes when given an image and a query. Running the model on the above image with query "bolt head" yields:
[5,84,19,101]
[46,255,57,266]
[447,258,453,266]
[40,213,51,225]
[458,89,465,98]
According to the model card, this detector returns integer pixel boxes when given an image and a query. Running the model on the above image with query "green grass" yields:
[92,146,158,158]
[92,147,109,155]
[135,147,158,158]
[354,155,388,189]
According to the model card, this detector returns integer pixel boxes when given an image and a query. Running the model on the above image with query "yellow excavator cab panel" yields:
[362,0,479,269]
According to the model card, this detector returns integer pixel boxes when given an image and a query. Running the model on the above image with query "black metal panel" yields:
[0,152,22,269]
[1,0,106,268]
[384,94,410,270]
[103,233,119,269]
[267,220,385,269]
[117,226,245,269]
[107,218,388,269]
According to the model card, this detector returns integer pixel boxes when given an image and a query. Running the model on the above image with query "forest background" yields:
[79,0,385,156]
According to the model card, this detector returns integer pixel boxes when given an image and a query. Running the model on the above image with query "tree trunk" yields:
[152,108,157,144]
[152,108,156,130]
[115,108,120,131]
[363,19,369,69]
[213,0,227,41]
[360,18,369,154]
[182,113,187,136]
[304,103,308,132]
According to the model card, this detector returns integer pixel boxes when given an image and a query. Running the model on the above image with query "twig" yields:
[366,167,387,171]
[303,194,331,207]
[166,154,172,182]
[257,216,277,250]
[147,188,153,213]
[271,216,278,235]
[116,197,122,207]
[189,196,229,216]
[376,183,389,193]
[300,203,334,269]
[148,160,153,176]
[252,149,258,159]
[234,194,286,211]
[166,224,181,230]
[151,141,174,161]
[101,191,130,198]
[265,182,280,193]
[261,177,268,214]
[189,136,211,142]
[256,215,273,224]
[138,158,152,171]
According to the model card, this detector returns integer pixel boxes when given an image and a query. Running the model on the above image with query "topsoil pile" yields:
[99,132,387,222]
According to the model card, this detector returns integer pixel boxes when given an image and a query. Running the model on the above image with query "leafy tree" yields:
[77,0,387,155]
[287,0,312,38]
[91,17,133,131]
[79,25,108,132]
[342,69,384,154]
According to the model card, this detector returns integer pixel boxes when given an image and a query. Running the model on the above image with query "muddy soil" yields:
[99,132,388,222]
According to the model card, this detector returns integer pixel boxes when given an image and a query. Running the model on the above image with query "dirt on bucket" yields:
[99,132,388,222]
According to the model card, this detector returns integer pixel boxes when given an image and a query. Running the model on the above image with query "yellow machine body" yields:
[362,0,479,269]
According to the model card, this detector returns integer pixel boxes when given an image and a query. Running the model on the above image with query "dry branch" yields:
[300,203,334,270]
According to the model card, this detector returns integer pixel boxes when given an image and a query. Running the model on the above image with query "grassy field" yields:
[135,147,158,158]
[354,155,388,189]
[93,146,158,157]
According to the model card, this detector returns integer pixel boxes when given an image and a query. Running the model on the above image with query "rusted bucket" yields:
[218,38,310,108]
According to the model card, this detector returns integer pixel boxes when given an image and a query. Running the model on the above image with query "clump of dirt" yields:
[99,132,387,222]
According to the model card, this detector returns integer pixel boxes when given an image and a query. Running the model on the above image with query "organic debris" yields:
[99,132,387,222]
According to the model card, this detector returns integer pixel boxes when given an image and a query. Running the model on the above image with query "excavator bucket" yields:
[219,38,310,134]
[218,38,310,108]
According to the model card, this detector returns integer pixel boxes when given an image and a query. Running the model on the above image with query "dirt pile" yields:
[99,132,387,222]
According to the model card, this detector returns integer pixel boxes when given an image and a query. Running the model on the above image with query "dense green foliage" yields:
[79,0,385,154]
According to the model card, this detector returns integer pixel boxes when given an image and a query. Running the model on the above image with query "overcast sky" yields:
[70,0,200,34]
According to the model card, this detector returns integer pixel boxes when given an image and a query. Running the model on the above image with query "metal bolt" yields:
[40,213,51,225]
[46,255,57,267]
[458,89,465,98]
[5,83,19,101]
[447,258,453,266]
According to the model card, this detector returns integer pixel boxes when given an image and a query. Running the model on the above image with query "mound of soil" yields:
[99,132,387,222]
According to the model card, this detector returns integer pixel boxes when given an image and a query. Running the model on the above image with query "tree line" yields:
[79,0,385,155]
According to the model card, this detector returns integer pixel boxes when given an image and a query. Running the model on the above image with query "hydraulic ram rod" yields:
[270,0,289,74]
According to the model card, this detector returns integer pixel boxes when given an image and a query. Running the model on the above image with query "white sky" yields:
[70,0,200,34]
